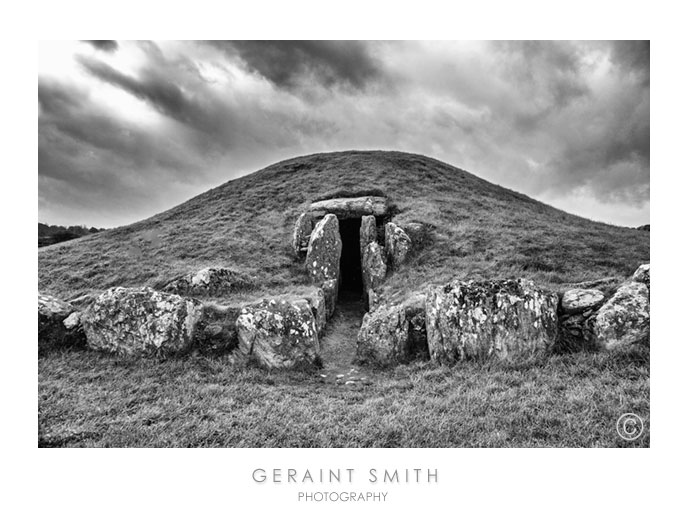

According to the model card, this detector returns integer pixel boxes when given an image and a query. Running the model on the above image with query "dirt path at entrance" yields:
[318,292,375,386]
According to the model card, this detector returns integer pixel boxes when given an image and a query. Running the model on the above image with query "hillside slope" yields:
[38,151,649,304]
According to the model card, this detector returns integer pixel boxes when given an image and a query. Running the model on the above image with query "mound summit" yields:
[39,150,648,306]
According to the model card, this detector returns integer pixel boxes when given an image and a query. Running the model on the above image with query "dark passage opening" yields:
[338,217,363,300]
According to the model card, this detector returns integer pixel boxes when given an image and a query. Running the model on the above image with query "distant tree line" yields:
[38,223,105,247]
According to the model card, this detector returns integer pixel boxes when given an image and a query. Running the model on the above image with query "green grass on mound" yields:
[38,348,649,448]
[38,151,649,305]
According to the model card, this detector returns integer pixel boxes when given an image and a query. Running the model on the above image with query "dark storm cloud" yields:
[76,54,214,132]
[209,40,382,89]
[38,79,194,173]
[38,41,650,227]
[83,40,119,52]
[610,40,650,82]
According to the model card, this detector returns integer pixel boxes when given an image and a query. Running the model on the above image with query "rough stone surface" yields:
[356,295,428,367]
[570,277,621,290]
[38,293,86,352]
[304,288,327,337]
[236,299,320,369]
[557,311,597,352]
[632,263,650,289]
[561,288,605,314]
[425,279,559,364]
[362,242,387,296]
[191,303,242,355]
[292,212,313,256]
[162,267,254,297]
[69,293,97,308]
[306,214,342,286]
[321,279,338,319]
[385,222,412,269]
[593,281,650,351]
[309,196,388,219]
[359,215,378,259]
[82,287,204,356]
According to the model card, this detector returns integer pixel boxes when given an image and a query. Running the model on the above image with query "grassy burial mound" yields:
[38,151,650,447]
[38,150,648,304]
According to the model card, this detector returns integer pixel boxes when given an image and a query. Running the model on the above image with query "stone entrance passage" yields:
[338,217,363,299]
[297,195,396,314]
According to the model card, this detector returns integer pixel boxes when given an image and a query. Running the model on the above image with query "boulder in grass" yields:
[632,264,650,290]
[561,288,605,314]
[425,279,559,364]
[236,299,321,369]
[38,293,86,353]
[82,287,203,356]
[356,294,427,367]
[306,214,342,286]
[385,222,412,269]
[162,267,254,297]
[593,282,650,351]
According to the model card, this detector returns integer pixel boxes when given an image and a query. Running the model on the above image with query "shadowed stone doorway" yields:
[338,217,363,302]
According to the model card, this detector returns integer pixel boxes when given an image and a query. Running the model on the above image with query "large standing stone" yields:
[561,288,605,314]
[309,196,388,219]
[632,263,650,289]
[385,222,412,269]
[162,267,254,297]
[292,212,314,256]
[425,279,559,364]
[360,215,378,259]
[362,242,387,295]
[81,287,204,356]
[356,295,428,367]
[38,293,86,353]
[236,299,320,369]
[593,281,650,351]
[306,214,342,285]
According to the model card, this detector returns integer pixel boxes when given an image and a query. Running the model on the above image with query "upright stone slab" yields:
[321,279,338,319]
[593,281,650,351]
[362,242,386,296]
[425,279,559,364]
[306,214,342,285]
[236,299,320,369]
[360,215,377,260]
[81,287,204,356]
[300,287,327,337]
[292,212,314,256]
[385,222,412,269]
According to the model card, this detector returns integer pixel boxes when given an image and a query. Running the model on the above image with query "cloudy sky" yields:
[38,40,649,228]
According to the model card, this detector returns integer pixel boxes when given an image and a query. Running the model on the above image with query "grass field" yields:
[38,346,649,448]
[38,151,650,448]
